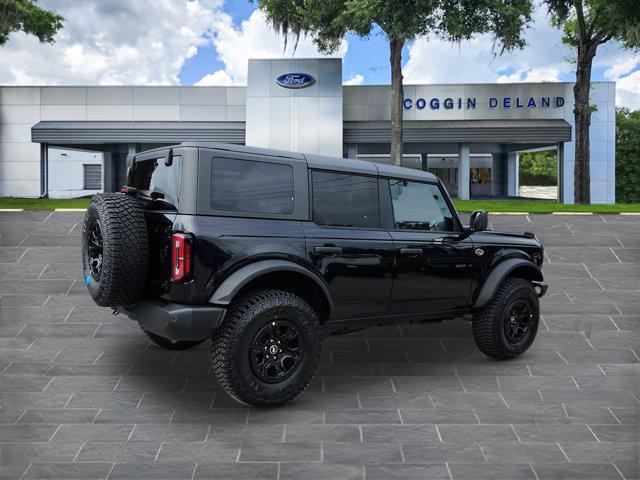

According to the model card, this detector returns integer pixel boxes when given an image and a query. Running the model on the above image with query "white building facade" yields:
[0,58,616,203]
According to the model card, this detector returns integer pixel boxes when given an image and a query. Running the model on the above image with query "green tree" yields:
[543,0,640,204]
[616,107,640,203]
[519,150,558,186]
[258,0,532,166]
[0,0,64,46]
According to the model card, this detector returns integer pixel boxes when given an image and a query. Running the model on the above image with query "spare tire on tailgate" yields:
[82,193,148,307]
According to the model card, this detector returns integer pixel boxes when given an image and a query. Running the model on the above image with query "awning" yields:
[32,121,246,144]
[344,119,572,144]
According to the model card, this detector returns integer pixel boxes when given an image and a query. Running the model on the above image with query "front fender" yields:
[208,259,334,317]
[473,258,543,309]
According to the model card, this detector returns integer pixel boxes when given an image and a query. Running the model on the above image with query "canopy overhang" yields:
[32,121,246,145]
[343,119,572,144]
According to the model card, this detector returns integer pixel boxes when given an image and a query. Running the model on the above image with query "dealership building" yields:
[0,58,616,203]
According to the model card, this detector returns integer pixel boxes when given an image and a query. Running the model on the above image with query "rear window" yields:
[127,155,182,208]
[210,157,294,214]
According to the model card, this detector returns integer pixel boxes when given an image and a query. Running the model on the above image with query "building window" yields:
[83,164,102,190]
[211,157,294,214]
[389,179,455,232]
[312,171,379,228]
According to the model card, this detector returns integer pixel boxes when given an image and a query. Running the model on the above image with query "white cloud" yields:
[403,8,571,85]
[402,6,639,108]
[196,9,348,86]
[195,70,236,86]
[0,0,224,85]
[343,74,364,85]
[616,70,640,110]
[604,54,639,81]
[497,67,561,83]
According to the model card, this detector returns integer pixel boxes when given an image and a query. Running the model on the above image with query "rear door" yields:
[384,178,475,314]
[303,170,394,320]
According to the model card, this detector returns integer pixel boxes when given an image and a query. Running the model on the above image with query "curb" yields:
[0,208,24,212]
[54,208,87,212]
[488,212,529,215]
[552,212,593,215]
[620,212,640,216]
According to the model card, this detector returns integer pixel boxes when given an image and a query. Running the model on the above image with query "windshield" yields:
[126,155,182,209]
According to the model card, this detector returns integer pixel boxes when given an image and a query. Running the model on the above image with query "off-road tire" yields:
[82,193,148,308]
[472,277,539,360]
[142,328,206,351]
[211,289,322,407]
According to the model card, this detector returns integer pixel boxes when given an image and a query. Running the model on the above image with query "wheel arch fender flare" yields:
[209,259,334,317]
[473,258,543,309]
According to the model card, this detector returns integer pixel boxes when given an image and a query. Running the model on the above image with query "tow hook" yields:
[111,307,119,316]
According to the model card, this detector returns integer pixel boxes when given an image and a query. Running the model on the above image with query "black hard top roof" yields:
[133,141,438,183]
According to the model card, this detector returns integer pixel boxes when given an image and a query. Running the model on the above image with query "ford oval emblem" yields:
[275,72,315,89]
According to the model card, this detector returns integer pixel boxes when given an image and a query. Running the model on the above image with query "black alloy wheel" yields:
[81,193,148,308]
[504,300,534,344]
[211,289,322,407]
[472,277,540,360]
[87,219,103,280]
[250,320,305,383]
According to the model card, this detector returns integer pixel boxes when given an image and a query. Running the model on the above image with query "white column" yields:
[127,144,136,169]
[457,143,470,200]
[507,151,519,197]
[557,142,565,203]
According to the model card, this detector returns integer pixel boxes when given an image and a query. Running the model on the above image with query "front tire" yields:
[211,289,322,407]
[472,277,539,360]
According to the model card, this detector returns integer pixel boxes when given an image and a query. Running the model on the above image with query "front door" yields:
[386,179,475,315]
[304,170,394,319]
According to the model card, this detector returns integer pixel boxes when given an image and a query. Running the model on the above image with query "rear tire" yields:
[472,277,539,360]
[82,193,148,307]
[143,328,206,351]
[211,289,322,407]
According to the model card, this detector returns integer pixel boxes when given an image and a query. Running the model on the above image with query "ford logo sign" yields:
[275,73,315,89]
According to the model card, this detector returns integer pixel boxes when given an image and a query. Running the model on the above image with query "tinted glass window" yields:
[390,180,455,232]
[127,155,182,208]
[312,171,379,228]
[211,157,294,214]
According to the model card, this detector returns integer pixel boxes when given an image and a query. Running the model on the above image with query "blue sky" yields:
[178,1,622,87]
[178,5,402,86]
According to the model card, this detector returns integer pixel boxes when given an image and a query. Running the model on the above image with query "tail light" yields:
[171,233,192,282]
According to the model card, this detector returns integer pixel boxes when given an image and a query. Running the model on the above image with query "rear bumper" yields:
[121,300,226,342]
[533,282,548,298]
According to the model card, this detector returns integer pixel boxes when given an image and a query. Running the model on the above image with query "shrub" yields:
[616,108,640,203]
[519,150,558,186]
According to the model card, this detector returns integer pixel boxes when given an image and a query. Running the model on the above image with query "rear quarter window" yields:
[210,157,294,214]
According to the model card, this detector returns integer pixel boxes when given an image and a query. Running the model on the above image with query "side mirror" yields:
[470,210,488,232]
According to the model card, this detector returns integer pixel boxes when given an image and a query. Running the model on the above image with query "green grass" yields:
[1,197,639,214]
[0,197,91,210]
[453,199,640,214]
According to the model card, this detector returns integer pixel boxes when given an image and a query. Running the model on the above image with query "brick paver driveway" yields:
[0,211,638,479]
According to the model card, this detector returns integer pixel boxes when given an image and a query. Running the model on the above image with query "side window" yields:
[390,180,455,232]
[211,157,294,214]
[312,171,379,228]
[127,155,182,208]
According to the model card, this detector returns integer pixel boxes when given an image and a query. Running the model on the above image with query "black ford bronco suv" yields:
[82,142,547,407]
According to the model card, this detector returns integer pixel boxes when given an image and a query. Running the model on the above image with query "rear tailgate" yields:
[125,149,184,298]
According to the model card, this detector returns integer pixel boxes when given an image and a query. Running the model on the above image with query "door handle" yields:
[399,248,423,255]
[314,246,342,254]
